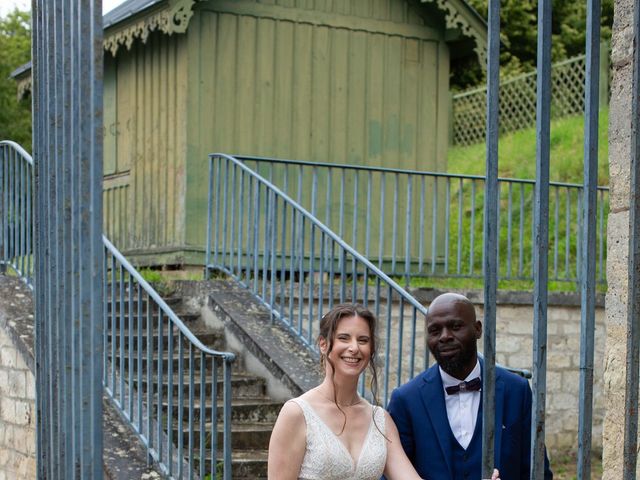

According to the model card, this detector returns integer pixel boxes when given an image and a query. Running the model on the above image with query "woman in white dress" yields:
[267,303,499,480]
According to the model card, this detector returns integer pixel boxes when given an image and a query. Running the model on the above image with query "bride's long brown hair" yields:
[318,303,383,436]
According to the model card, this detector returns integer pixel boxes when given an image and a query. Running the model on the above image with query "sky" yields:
[0,0,127,16]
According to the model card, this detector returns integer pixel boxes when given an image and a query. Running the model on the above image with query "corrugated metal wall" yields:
[185,0,450,249]
[103,31,188,256]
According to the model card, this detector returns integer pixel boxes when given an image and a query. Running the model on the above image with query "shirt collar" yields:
[439,359,481,389]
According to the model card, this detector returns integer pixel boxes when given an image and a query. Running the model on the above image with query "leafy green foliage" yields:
[0,9,31,148]
[452,0,614,90]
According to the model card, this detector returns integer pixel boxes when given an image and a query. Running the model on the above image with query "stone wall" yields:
[0,325,36,479]
[603,0,637,477]
[384,290,606,453]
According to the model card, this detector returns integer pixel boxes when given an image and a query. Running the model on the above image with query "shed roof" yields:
[12,0,488,93]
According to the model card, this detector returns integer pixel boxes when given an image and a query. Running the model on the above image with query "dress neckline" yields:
[296,397,376,471]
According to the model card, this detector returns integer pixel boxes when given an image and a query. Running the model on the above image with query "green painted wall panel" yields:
[185,2,450,251]
[103,31,188,253]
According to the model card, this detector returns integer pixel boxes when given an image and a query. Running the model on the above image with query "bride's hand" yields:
[483,468,500,480]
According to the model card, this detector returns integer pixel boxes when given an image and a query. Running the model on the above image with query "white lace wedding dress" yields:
[290,397,387,480]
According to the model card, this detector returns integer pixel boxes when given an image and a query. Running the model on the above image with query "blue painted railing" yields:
[206,153,430,405]
[205,153,531,407]
[237,155,609,286]
[0,140,235,480]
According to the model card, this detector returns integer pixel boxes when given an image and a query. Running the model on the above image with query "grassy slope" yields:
[447,109,609,185]
[408,109,610,293]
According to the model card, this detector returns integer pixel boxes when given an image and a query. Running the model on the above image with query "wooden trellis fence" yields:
[452,45,609,146]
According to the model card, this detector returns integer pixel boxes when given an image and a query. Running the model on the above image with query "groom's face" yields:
[426,300,482,379]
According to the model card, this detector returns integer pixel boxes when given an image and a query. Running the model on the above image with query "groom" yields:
[387,293,552,479]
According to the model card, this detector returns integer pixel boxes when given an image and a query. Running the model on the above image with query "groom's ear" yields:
[475,321,482,339]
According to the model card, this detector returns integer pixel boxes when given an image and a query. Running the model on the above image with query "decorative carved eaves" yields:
[421,0,487,69]
[15,76,31,101]
[104,0,196,56]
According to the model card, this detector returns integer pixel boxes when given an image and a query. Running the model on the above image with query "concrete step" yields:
[139,372,266,399]
[159,398,283,424]
[175,422,273,450]
[106,329,225,351]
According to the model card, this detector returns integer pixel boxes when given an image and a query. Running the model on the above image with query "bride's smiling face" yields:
[320,315,372,378]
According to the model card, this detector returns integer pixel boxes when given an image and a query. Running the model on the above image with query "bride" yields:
[267,303,500,480]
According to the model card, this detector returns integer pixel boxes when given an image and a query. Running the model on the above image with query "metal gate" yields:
[31,0,104,477]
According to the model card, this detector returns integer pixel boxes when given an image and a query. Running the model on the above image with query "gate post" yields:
[32,1,104,478]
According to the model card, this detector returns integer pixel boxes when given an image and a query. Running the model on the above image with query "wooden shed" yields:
[14,0,486,265]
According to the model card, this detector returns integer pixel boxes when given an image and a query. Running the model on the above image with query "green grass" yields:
[432,109,611,293]
[448,109,609,185]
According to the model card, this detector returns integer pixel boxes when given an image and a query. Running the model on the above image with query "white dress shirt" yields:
[439,360,481,450]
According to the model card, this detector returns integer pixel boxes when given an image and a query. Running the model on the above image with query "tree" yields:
[0,9,31,149]
[451,0,614,90]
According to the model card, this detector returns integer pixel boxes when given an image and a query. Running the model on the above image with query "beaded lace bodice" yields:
[290,397,387,480]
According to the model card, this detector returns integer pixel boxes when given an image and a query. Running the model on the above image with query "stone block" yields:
[13,401,32,427]
[25,373,35,401]
[7,371,27,399]
[0,348,16,369]
[547,352,572,369]
[0,398,14,423]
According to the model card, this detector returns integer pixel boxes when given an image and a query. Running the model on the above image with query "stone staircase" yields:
[105,287,278,479]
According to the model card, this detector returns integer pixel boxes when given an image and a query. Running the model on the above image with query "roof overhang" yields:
[11,0,198,98]
[420,0,488,68]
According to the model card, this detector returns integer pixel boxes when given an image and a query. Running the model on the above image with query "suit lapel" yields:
[419,367,454,478]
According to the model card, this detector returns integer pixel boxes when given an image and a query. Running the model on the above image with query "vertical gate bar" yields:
[308,223,316,342]
[470,180,476,276]
[223,360,233,480]
[456,178,463,275]
[565,188,571,279]
[598,189,605,282]
[262,183,271,301]
[444,179,450,274]
[507,183,513,278]
[339,170,345,238]
[318,232,326,324]
[554,187,560,280]
[396,297,405,387]
[378,174,386,269]
[391,173,399,274]
[351,174,359,298]
[419,176,426,272]
[496,182,501,277]
[366,171,372,259]
[33,0,46,473]
[205,156,214,275]
[519,183,525,278]
[271,193,279,323]
[623,0,640,475]
[405,177,413,283]
[298,215,306,335]
[222,159,229,269]
[229,162,237,274]
[577,193,583,280]
[531,0,552,475]
[577,0,601,475]
[238,168,245,277]
[482,0,500,475]
[431,178,438,274]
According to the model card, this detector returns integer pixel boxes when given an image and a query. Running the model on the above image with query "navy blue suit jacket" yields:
[387,360,552,479]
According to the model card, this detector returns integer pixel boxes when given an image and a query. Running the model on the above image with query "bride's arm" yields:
[382,411,423,480]
[267,401,306,480]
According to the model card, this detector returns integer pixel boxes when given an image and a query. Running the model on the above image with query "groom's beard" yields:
[430,346,476,379]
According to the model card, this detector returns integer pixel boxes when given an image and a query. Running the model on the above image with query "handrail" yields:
[207,153,428,315]
[231,153,609,190]
[1,140,236,480]
[103,235,235,361]
[232,154,609,285]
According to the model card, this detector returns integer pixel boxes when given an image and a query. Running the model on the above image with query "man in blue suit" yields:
[387,293,552,479]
